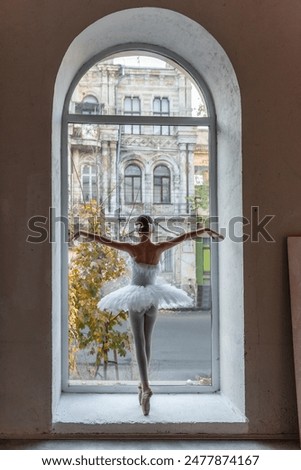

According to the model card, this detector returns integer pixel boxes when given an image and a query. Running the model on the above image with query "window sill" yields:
[53,392,248,436]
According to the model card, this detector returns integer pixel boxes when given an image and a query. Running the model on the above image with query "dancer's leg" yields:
[129,309,149,388]
[144,305,158,366]
[140,306,157,416]
[129,306,157,390]
[129,307,157,416]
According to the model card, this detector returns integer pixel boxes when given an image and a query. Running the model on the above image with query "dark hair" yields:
[135,214,154,233]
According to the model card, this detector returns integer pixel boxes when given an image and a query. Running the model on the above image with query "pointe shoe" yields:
[141,389,153,416]
[138,385,142,405]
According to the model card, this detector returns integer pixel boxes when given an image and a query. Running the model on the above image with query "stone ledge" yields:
[53,392,248,435]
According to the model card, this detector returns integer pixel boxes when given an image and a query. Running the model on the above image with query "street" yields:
[73,310,212,384]
[150,310,212,382]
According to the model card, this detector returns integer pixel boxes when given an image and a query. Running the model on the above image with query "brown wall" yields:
[1,0,301,437]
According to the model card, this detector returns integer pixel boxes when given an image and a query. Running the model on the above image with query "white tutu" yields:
[98,259,193,313]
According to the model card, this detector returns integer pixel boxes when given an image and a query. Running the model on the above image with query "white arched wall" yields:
[52,7,245,435]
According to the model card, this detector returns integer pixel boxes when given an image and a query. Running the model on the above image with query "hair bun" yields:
[135,214,154,233]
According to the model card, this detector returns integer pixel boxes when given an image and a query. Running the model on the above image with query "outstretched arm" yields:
[73,230,133,254]
[157,227,224,253]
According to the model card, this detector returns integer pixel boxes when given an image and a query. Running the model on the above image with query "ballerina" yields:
[74,215,223,415]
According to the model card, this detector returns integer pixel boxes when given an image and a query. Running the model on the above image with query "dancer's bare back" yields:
[75,228,223,266]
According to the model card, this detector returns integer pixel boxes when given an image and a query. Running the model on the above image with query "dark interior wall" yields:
[0,0,301,436]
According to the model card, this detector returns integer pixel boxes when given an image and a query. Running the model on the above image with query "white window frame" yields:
[62,46,218,395]
[52,8,245,434]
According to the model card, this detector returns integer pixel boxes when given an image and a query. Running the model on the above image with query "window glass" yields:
[66,53,213,391]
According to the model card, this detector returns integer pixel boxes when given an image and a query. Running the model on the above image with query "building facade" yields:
[68,57,210,300]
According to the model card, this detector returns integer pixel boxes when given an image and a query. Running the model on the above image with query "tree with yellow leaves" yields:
[68,201,130,380]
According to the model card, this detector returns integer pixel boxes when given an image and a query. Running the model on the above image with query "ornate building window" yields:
[75,95,100,115]
[124,96,141,134]
[153,97,170,135]
[81,164,97,201]
[161,248,173,272]
[124,164,142,203]
[153,165,171,203]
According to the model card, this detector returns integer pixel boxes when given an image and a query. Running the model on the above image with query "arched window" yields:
[153,165,170,203]
[64,50,216,395]
[75,95,100,115]
[53,7,243,426]
[124,164,142,203]
[81,164,97,201]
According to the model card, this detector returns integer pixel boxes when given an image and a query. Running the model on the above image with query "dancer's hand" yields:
[68,230,78,243]
[69,230,90,242]
[198,227,224,240]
